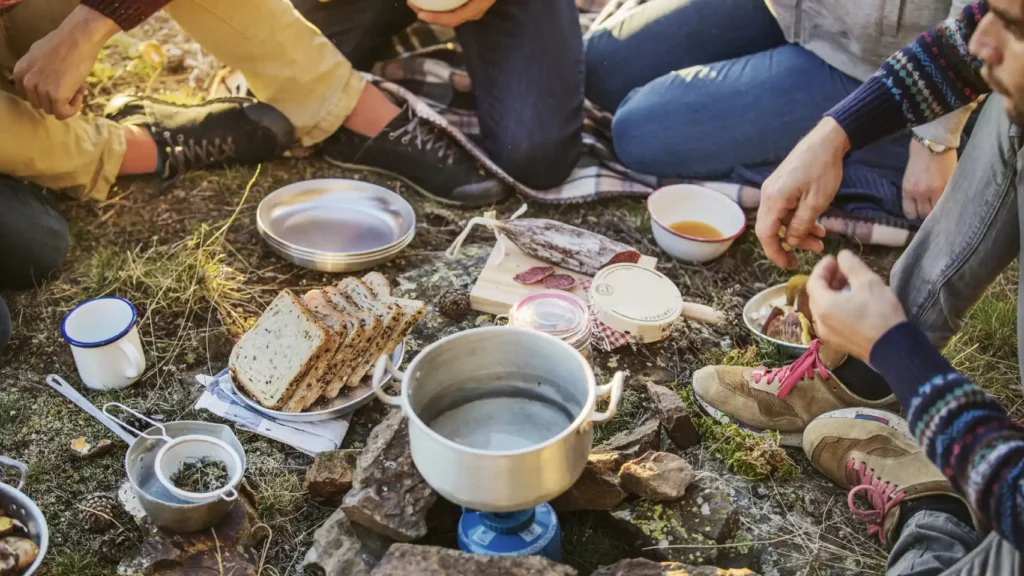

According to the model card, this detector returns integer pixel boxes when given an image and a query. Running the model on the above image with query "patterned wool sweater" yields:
[827,1,991,148]
[872,322,1024,549]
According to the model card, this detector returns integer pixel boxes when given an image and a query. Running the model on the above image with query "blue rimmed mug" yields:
[61,297,146,390]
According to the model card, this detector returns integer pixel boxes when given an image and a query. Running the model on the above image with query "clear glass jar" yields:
[508,291,592,360]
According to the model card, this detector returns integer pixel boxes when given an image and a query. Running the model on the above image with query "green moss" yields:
[682,388,798,480]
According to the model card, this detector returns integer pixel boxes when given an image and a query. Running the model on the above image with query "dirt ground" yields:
[1,16,1021,576]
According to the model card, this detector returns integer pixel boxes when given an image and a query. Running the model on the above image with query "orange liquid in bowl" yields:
[668,220,724,240]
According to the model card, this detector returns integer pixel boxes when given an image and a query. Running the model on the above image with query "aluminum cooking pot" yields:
[373,326,623,512]
[0,457,48,575]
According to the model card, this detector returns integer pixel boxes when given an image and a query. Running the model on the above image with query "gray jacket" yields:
[768,0,974,147]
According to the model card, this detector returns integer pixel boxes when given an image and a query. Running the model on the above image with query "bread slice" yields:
[337,278,406,388]
[362,273,426,355]
[228,290,333,410]
[321,287,379,398]
[294,290,363,410]
[281,298,342,413]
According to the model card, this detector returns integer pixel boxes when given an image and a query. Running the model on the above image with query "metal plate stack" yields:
[257,179,416,272]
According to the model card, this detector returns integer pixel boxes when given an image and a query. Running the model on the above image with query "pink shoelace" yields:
[751,340,829,399]
[846,459,906,543]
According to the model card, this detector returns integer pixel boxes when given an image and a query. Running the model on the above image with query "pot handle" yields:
[0,456,28,490]
[372,354,405,407]
[589,372,624,423]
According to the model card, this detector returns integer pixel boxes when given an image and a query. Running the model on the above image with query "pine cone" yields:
[79,493,121,532]
[436,288,471,320]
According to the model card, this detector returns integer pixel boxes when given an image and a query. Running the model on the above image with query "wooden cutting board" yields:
[469,235,725,325]
[469,234,657,315]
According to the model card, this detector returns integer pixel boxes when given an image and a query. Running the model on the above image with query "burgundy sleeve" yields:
[80,0,172,31]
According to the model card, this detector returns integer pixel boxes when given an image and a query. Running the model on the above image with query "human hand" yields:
[805,250,907,362]
[409,0,497,27]
[12,5,117,120]
[756,118,850,269]
[901,139,957,219]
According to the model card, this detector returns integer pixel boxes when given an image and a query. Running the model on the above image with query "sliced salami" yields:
[601,250,642,269]
[514,266,555,285]
[495,219,640,276]
[542,274,577,290]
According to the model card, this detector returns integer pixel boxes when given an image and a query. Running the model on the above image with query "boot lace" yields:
[846,459,906,543]
[388,115,458,165]
[751,340,829,399]
[160,130,237,178]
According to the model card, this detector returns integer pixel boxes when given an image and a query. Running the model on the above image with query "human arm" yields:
[806,251,1024,547]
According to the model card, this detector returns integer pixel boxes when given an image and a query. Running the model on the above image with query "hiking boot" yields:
[804,408,978,547]
[104,95,294,180]
[322,106,511,208]
[691,340,900,446]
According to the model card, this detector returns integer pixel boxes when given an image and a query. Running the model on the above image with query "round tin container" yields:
[508,291,592,359]
[589,264,683,343]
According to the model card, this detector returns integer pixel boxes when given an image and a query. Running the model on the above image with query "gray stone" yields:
[552,452,628,512]
[300,508,392,576]
[341,410,436,542]
[610,477,740,566]
[619,452,695,501]
[594,419,660,459]
[369,543,577,575]
[645,383,700,450]
[305,449,361,500]
[594,558,759,575]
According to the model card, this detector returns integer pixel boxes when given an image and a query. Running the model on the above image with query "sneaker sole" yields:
[324,158,505,209]
[692,392,804,448]
[810,407,914,441]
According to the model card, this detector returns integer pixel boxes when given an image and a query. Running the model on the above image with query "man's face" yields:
[971,0,1024,124]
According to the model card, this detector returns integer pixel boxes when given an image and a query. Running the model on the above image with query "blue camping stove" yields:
[457,503,561,561]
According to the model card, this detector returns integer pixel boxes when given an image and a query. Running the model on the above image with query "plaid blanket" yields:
[366,0,915,248]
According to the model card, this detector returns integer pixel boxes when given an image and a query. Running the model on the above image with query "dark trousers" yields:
[0,176,69,351]
[291,0,585,190]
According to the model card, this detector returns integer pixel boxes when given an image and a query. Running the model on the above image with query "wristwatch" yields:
[911,132,952,154]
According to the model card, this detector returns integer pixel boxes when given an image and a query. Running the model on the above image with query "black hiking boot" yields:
[104,95,295,180]
[322,106,511,208]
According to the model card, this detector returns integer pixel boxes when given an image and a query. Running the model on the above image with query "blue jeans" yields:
[0,176,69,353]
[584,0,910,181]
[291,0,585,189]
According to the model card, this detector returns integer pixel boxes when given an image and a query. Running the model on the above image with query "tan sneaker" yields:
[692,340,899,446]
[804,408,975,547]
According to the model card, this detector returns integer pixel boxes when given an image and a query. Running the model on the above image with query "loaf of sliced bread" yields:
[321,287,379,398]
[228,290,333,410]
[338,278,405,388]
[293,291,362,410]
[362,273,426,355]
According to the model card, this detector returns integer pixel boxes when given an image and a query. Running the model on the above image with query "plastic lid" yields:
[509,291,588,337]
[590,264,683,343]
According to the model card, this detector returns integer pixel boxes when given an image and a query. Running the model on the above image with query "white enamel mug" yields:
[61,297,146,390]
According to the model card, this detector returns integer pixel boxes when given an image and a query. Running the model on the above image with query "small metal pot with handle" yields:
[0,457,48,575]
[374,326,623,512]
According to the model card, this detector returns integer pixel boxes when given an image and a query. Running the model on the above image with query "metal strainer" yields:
[103,403,242,502]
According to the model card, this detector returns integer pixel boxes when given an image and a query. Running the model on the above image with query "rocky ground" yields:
[0,15,1020,576]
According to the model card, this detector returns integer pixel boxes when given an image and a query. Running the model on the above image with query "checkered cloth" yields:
[578,279,631,351]
[365,0,916,248]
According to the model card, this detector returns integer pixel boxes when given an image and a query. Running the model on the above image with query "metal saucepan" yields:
[44,375,245,532]
[373,327,623,512]
[0,457,48,575]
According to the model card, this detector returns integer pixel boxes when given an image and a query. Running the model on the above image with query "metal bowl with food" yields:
[0,457,47,576]
[743,278,816,357]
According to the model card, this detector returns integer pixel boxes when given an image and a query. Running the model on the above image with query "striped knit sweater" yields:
[871,323,1024,550]
[827,1,991,148]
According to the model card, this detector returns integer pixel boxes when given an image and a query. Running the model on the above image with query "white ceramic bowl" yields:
[647,184,747,263]
[407,0,469,10]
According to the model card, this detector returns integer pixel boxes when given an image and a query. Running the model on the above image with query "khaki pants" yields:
[0,0,364,200]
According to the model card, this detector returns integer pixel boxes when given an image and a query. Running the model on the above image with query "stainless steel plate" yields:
[259,229,414,273]
[226,340,406,422]
[258,179,416,257]
[742,284,809,357]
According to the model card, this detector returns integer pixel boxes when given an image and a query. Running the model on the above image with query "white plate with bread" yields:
[227,272,426,422]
